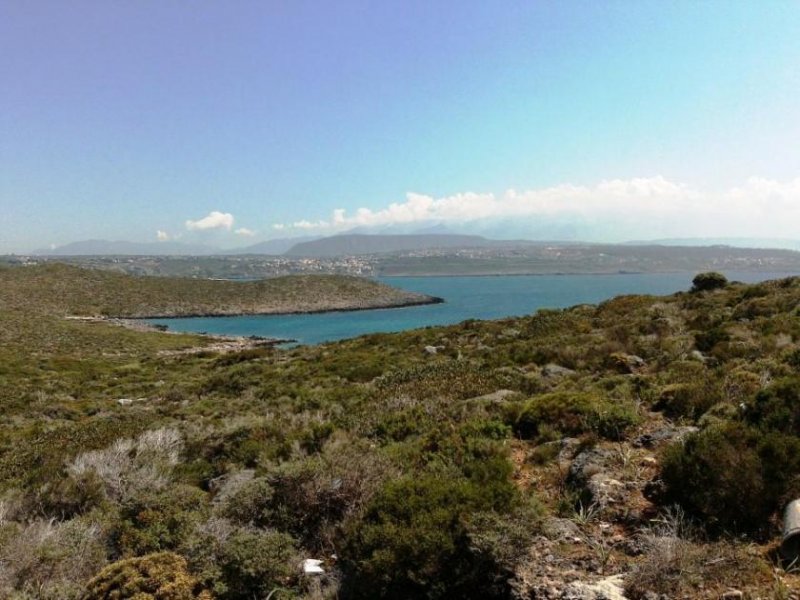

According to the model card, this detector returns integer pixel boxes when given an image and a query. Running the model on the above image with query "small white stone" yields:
[303,558,325,574]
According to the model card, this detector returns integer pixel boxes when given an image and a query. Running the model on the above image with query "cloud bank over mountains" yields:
[152,177,800,248]
[274,176,800,241]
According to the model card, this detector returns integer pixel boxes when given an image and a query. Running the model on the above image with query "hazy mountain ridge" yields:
[32,239,219,256]
[284,233,496,256]
[223,236,321,255]
[623,237,800,250]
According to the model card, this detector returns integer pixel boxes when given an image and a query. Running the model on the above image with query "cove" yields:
[146,271,796,346]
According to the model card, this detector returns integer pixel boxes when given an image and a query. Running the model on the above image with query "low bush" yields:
[660,421,800,536]
[0,516,107,599]
[84,551,212,599]
[691,272,728,292]
[67,427,183,503]
[693,326,730,353]
[513,392,639,441]
[746,376,800,435]
[340,472,517,599]
[217,529,299,600]
[654,382,720,421]
[115,484,209,556]
[217,476,275,528]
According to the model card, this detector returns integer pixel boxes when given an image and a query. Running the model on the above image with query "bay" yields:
[146,271,796,345]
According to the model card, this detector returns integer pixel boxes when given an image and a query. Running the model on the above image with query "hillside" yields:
[0,264,440,318]
[0,269,799,598]
[376,243,800,276]
[12,241,800,280]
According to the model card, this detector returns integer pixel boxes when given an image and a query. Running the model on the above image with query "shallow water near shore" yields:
[146,271,796,345]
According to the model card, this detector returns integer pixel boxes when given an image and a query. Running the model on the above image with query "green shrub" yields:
[374,405,431,442]
[786,348,800,370]
[116,485,209,556]
[84,552,212,599]
[661,421,800,536]
[746,376,800,435]
[218,477,275,528]
[218,529,298,600]
[654,382,720,421]
[513,392,639,441]
[340,472,516,599]
[691,272,728,292]
[694,326,730,353]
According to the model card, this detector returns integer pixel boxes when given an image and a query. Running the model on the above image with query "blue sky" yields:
[2,1,800,252]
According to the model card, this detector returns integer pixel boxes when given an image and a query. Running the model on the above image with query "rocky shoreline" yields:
[63,293,445,352]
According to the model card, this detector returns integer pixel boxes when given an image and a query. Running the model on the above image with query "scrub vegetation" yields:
[0,263,439,318]
[1,264,799,598]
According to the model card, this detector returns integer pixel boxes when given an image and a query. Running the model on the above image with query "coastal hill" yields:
[1,265,799,597]
[0,263,440,318]
[19,235,800,280]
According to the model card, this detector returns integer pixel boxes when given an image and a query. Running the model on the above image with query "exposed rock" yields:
[609,353,646,373]
[586,474,629,508]
[642,478,668,503]
[560,438,583,463]
[618,533,649,556]
[721,591,743,600]
[466,389,520,405]
[690,349,710,363]
[567,448,633,508]
[423,345,439,355]
[542,364,576,378]
[562,575,627,600]
[568,448,614,489]
[116,397,145,406]
[542,517,582,542]
[515,574,628,600]
[633,425,698,448]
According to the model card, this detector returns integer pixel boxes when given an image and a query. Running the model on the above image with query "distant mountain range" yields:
[284,234,495,257]
[27,234,800,258]
[32,239,219,256]
[623,237,800,251]
[31,237,321,257]
[224,236,321,255]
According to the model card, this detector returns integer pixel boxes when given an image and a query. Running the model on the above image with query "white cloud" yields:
[272,223,285,230]
[156,230,170,241]
[235,227,256,237]
[185,211,234,231]
[293,219,329,229]
[273,176,800,240]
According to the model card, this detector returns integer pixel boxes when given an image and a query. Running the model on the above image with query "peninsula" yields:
[0,263,442,319]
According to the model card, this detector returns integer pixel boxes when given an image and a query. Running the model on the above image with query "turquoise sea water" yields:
[146,271,796,346]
